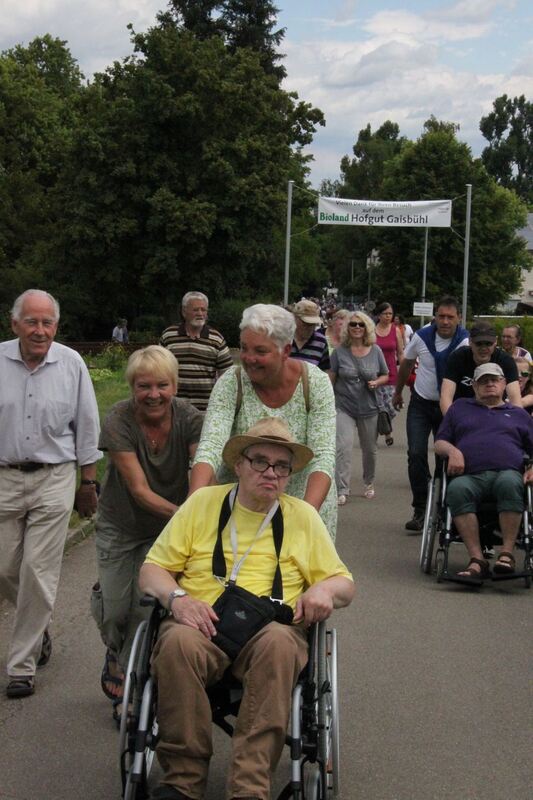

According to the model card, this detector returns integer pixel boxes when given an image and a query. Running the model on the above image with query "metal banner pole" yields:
[420,227,429,326]
[283,180,294,306]
[462,184,472,321]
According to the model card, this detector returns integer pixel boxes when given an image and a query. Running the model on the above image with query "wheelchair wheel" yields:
[119,620,158,800]
[420,476,440,574]
[123,678,158,800]
[317,624,339,797]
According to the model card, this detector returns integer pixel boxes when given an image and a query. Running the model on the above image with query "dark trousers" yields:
[406,390,443,513]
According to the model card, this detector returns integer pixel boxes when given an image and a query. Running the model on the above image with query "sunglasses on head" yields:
[473,340,494,347]
[349,321,366,328]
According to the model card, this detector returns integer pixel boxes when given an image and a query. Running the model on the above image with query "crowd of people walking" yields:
[2,286,532,798]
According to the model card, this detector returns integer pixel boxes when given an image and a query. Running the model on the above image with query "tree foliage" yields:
[0,36,82,328]
[480,94,533,205]
[0,8,324,337]
[167,0,285,77]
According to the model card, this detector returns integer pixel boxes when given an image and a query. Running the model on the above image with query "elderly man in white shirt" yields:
[0,289,102,698]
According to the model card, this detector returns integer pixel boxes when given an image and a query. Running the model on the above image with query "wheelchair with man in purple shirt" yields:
[419,458,533,588]
[419,362,533,588]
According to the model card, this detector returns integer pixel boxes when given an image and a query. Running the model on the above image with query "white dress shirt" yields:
[0,339,102,466]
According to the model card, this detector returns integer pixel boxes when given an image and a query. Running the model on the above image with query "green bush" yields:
[209,295,282,347]
[209,298,251,348]
[84,344,128,371]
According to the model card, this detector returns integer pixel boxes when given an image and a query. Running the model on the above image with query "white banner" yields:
[318,196,452,227]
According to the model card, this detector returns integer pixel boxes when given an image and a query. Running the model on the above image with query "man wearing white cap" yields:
[435,362,533,584]
[290,299,330,371]
[139,417,354,800]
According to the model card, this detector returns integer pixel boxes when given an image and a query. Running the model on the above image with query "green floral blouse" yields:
[193,364,338,539]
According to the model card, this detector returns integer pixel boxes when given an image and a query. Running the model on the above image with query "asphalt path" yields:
[1,415,532,800]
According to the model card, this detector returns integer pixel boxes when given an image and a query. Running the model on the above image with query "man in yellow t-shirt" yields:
[139,418,355,800]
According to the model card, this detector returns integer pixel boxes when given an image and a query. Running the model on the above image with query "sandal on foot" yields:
[6,676,35,698]
[493,550,515,575]
[101,649,124,700]
[112,698,133,730]
[37,629,51,668]
[455,557,490,585]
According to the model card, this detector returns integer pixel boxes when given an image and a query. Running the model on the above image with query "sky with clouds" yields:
[2,0,532,187]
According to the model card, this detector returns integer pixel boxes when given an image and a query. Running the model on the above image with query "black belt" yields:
[6,462,51,473]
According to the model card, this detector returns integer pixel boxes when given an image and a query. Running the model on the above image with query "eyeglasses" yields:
[349,321,366,328]
[242,454,292,477]
[472,340,494,347]
[476,376,503,384]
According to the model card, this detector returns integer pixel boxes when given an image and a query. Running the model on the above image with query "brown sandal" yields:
[455,557,490,585]
[493,550,515,575]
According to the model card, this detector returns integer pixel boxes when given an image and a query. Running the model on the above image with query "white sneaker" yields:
[364,484,375,499]
[337,494,347,506]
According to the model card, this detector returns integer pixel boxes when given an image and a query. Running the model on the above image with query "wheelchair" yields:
[119,597,340,800]
[419,462,533,588]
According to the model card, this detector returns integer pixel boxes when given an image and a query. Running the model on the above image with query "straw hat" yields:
[222,417,314,473]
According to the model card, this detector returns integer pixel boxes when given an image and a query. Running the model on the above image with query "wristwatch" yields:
[168,587,187,610]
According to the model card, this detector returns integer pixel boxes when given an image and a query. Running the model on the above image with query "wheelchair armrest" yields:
[140,594,162,608]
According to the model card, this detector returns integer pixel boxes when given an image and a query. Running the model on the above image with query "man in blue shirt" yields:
[435,363,533,583]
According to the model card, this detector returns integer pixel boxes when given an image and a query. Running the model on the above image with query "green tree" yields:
[0,36,82,327]
[480,94,533,205]
[48,23,323,334]
[167,0,285,77]
[371,121,531,313]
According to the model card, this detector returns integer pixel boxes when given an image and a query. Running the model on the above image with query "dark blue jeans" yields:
[406,390,443,514]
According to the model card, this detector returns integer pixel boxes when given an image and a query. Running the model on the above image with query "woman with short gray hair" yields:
[189,303,338,538]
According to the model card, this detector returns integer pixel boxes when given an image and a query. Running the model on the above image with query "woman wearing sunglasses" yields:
[514,357,533,412]
[329,312,389,504]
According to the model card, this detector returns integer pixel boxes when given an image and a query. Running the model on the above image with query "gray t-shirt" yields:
[330,345,388,418]
[97,397,203,541]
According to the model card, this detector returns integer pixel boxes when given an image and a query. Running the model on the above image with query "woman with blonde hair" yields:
[326,308,350,353]
[514,356,533,411]
[92,345,203,723]
[329,311,389,503]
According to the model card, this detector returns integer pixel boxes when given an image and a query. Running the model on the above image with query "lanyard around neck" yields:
[227,486,279,583]
[212,486,285,600]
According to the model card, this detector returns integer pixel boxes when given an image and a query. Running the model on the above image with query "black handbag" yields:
[377,409,392,436]
[211,490,294,660]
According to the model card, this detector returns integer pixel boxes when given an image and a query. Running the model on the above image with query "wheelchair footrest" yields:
[491,570,531,582]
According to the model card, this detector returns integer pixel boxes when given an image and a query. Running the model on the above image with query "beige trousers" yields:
[152,619,309,800]
[0,463,76,676]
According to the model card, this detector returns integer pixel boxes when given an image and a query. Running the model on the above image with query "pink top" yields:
[376,325,399,385]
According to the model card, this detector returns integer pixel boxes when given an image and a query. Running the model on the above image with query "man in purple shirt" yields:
[435,362,533,583]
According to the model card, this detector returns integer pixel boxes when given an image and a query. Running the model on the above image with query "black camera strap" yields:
[212,486,285,601]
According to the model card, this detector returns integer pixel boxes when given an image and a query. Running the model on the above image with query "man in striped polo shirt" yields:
[290,299,330,371]
[160,292,233,412]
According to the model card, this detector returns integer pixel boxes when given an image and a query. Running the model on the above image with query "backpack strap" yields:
[300,361,310,413]
[235,366,243,416]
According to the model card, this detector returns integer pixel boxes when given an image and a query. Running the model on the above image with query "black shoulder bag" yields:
[211,488,294,660]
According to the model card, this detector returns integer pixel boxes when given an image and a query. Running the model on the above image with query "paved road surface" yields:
[1,417,532,800]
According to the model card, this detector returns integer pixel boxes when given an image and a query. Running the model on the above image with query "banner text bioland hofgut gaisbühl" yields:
[318,197,452,228]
